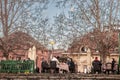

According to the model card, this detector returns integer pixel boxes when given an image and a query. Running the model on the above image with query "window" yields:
[81,47,87,52]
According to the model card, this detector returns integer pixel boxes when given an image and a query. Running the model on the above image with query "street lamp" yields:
[50,41,55,60]
[50,41,55,50]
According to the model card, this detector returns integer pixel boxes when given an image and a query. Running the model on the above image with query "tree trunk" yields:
[100,52,106,65]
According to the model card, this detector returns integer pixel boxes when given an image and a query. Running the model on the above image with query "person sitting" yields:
[50,56,60,73]
[67,58,75,73]
[59,61,69,73]
[92,57,102,74]
[41,58,49,73]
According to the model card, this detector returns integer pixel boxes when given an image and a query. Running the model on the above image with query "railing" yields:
[0,60,34,73]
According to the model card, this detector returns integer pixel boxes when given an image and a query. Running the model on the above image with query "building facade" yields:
[62,48,119,73]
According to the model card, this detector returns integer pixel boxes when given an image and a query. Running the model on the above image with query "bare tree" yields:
[54,0,120,63]
[0,0,49,59]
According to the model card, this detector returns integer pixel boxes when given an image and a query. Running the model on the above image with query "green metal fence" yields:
[0,60,34,73]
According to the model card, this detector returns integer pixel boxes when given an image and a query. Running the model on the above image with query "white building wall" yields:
[62,52,119,73]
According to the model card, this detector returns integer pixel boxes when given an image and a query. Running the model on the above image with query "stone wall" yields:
[0,73,120,80]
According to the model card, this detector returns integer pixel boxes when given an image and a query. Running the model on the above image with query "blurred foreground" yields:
[0,73,120,80]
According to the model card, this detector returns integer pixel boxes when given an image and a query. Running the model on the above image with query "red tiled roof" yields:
[1,31,47,50]
[68,29,119,53]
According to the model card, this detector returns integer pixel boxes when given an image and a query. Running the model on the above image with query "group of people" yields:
[92,57,117,74]
[41,56,76,73]
[41,56,117,74]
